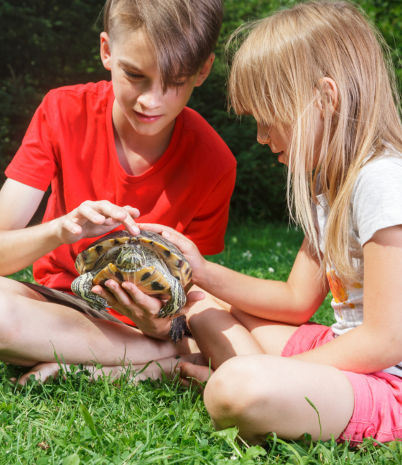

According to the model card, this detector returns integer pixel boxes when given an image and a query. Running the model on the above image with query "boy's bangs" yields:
[105,0,224,93]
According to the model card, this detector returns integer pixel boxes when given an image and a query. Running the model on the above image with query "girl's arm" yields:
[0,179,140,276]
[292,224,402,373]
[140,223,329,326]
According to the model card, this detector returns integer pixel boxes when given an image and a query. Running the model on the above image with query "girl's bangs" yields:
[228,20,295,127]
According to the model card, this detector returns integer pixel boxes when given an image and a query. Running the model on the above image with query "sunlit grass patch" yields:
[2,222,397,463]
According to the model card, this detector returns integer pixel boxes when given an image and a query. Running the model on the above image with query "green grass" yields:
[1,223,399,464]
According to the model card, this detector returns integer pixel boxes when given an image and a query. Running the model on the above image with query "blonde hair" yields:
[228,0,402,282]
[103,0,223,91]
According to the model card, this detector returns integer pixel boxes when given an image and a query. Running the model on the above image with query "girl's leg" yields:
[204,354,354,444]
[186,288,299,367]
[0,277,192,368]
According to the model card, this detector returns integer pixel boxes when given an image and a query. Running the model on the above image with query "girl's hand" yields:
[52,200,140,245]
[92,280,204,340]
[138,223,207,286]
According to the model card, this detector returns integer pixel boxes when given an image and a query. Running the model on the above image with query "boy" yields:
[0,0,236,384]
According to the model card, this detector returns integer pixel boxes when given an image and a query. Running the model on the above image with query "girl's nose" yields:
[257,123,271,146]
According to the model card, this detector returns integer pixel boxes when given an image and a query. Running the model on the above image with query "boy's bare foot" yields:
[177,361,214,389]
[11,354,209,386]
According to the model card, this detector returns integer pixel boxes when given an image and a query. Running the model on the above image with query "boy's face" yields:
[101,29,213,138]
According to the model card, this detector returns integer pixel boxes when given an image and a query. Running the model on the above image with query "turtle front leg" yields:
[71,272,107,312]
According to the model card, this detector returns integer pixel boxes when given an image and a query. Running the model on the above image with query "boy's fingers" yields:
[61,217,83,235]
[121,282,163,313]
[75,201,140,235]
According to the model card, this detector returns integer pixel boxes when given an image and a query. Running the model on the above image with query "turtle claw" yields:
[169,315,192,344]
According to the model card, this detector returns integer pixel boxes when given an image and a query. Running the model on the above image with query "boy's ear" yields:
[194,53,215,87]
[100,32,112,71]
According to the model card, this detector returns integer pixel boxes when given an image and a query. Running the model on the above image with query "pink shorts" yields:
[281,322,402,445]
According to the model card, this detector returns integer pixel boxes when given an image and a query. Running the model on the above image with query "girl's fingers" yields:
[186,291,205,304]
[139,223,193,254]
[139,223,177,235]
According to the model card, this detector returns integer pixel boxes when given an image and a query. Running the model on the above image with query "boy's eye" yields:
[124,70,144,79]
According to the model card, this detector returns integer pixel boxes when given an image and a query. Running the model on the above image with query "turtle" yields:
[71,230,193,343]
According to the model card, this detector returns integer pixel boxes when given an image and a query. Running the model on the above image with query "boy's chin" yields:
[130,117,175,137]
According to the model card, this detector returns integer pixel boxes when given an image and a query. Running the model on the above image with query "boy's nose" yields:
[136,82,163,110]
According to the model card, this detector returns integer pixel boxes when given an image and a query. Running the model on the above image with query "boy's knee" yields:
[0,291,22,349]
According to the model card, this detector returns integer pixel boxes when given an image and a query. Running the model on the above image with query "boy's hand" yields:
[53,200,140,244]
[139,223,207,286]
[92,280,204,340]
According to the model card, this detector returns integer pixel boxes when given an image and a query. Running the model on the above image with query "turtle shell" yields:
[75,230,192,287]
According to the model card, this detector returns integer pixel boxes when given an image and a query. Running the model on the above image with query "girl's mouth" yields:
[134,110,163,123]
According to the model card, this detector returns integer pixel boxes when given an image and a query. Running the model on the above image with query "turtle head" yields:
[115,245,145,272]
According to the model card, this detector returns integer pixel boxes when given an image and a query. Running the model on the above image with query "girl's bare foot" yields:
[177,361,214,389]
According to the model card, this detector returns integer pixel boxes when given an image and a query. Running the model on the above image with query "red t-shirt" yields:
[6,81,236,323]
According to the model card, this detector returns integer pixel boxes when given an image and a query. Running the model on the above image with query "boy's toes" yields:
[177,362,214,389]
[11,362,61,385]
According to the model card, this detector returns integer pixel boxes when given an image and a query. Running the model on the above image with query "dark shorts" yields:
[20,282,125,325]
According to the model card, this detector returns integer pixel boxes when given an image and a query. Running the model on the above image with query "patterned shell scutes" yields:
[75,230,192,287]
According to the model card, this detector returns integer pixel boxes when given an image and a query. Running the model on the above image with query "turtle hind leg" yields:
[157,276,186,318]
[71,273,107,312]
[169,315,192,344]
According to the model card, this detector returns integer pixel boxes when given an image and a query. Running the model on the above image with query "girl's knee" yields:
[204,356,267,423]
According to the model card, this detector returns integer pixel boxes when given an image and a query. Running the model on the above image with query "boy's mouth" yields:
[134,110,163,123]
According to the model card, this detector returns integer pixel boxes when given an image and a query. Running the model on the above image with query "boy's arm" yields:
[0,179,140,276]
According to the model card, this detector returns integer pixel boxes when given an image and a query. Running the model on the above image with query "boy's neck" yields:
[112,100,176,176]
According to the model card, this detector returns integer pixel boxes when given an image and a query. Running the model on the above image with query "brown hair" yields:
[103,0,223,91]
[228,1,402,283]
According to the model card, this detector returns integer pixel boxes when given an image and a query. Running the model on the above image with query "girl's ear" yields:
[316,77,338,118]
[100,32,112,71]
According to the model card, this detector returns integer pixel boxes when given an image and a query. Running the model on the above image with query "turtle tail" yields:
[169,315,192,344]
[71,273,108,312]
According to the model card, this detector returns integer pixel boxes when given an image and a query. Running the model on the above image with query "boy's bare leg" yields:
[0,278,193,373]
[14,352,207,385]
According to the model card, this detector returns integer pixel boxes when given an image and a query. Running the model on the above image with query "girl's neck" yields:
[112,100,175,176]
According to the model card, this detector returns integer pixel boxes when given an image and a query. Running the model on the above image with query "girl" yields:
[141,0,402,446]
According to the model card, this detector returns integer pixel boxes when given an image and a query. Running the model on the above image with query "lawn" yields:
[1,223,400,464]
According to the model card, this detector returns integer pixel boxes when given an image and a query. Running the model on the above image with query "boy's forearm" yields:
[0,220,62,276]
[196,260,317,324]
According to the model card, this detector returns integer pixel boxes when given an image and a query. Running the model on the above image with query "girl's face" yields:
[256,122,292,165]
[256,101,325,169]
